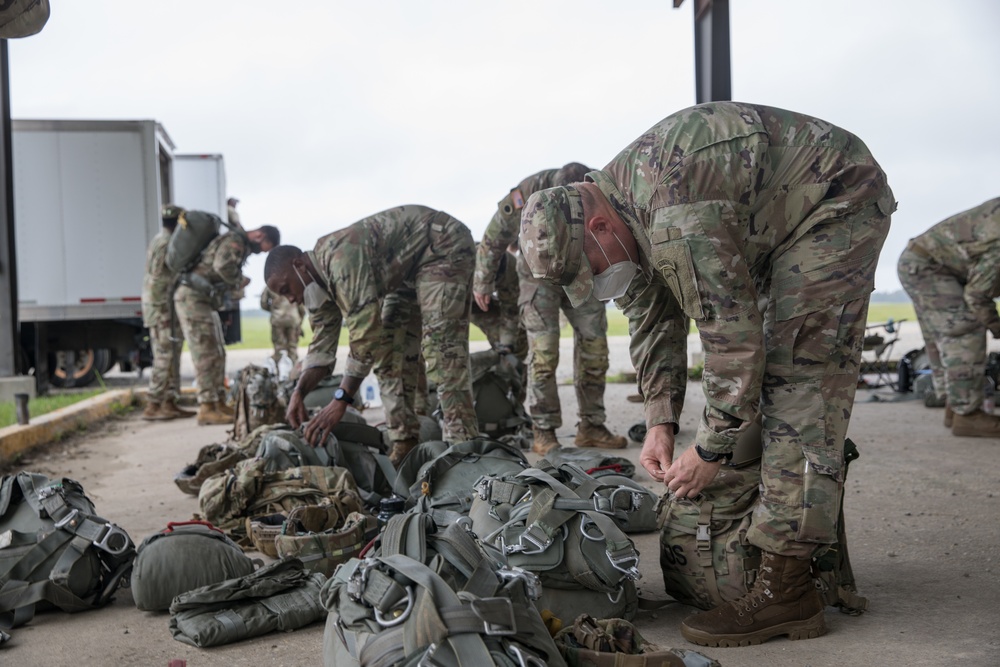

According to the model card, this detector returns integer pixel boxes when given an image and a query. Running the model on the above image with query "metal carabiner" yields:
[373,585,414,628]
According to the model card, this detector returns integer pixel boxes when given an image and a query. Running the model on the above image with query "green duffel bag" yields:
[169,557,326,648]
[543,446,636,479]
[392,439,528,524]
[131,521,257,612]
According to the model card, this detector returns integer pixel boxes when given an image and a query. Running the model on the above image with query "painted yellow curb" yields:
[0,389,138,464]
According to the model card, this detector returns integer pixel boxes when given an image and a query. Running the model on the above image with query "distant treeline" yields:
[870,289,911,304]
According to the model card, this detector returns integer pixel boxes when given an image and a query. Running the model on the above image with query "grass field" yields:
[0,390,104,428]
[230,303,919,350]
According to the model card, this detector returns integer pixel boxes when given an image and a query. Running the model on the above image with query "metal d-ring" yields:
[579,515,604,542]
[373,585,414,628]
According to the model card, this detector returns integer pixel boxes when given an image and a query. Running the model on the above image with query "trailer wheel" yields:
[48,349,109,388]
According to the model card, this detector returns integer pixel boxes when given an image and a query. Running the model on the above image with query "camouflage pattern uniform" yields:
[375,288,430,443]
[261,287,305,364]
[521,103,894,558]
[471,249,527,359]
[141,229,182,404]
[174,228,250,404]
[475,169,612,431]
[897,197,1000,414]
[302,205,478,442]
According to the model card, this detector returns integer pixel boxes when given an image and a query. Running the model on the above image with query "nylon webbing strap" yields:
[696,502,723,605]
[213,609,247,645]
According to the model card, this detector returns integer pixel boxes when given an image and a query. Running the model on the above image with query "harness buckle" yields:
[496,566,542,601]
[471,597,517,636]
[607,550,642,581]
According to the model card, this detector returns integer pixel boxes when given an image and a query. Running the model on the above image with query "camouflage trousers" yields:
[174,285,227,404]
[898,246,986,414]
[375,290,430,443]
[519,274,608,431]
[147,315,182,404]
[749,197,890,558]
[270,323,300,364]
[376,234,479,443]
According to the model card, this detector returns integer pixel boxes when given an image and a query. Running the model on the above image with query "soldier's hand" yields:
[473,291,491,312]
[286,390,308,428]
[663,447,722,499]
[303,399,347,447]
[639,423,676,482]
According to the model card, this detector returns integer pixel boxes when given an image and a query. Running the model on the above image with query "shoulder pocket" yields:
[653,240,705,320]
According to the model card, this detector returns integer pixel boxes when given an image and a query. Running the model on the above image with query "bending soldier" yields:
[898,197,1000,437]
[520,102,893,647]
[264,205,480,465]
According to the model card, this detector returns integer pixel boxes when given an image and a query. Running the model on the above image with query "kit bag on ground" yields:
[131,520,257,612]
[273,506,377,577]
[248,489,368,558]
[468,463,646,623]
[542,446,636,479]
[392,439,528,522]
[553,614,721,667]
[658,436,868,614]
[232,364,286,440]
[0,472,135,632]
[174,423,287,497]
[169,557,326,648]
[198,459,359,539]
[321,512,567,667]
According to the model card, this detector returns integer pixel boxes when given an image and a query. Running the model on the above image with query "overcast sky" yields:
[10,0,1000,300]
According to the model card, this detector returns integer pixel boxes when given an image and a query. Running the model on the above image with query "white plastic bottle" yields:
[984,376,995,414]
[277,350,293,381]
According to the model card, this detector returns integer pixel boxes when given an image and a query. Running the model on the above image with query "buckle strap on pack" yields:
[39,488,132,557]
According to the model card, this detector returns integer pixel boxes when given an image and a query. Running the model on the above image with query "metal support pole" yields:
[0,40,19,377]
[676,0,732,104]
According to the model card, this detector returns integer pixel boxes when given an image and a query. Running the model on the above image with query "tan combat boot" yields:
[197,402,232,426]
[161,399,196,419]
[944,406,954,428]
[951,409,1000,437]
[141,401,170,421]
[531,427,560,456]
[389,438,419,467]
[680,551,826,647]
[574,421,627,449]
[217,401,236,418]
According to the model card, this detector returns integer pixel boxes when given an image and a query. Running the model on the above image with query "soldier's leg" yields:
[175,287,226,405]
[562,295,610,425]
[270,322,282,364]
[898,253,949,402]
[376,291,421,444]
[416,270,477,443]
[147,320,173,405]
[168,326,184,402]
[521,279,562,431]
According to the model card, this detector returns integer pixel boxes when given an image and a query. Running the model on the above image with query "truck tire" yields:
[48,348,109,388]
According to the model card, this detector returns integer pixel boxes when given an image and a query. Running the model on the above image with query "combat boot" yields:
[141,401,170,421]
[574,421,627,449]
[531,427,560,456]
[680,551,826,647]
[944,406,954,428]
[924,393,947,408]
[217,401,235,418]
[197,402,232,426]
[388,438,418,467]
[951,409,1000,437]
[161,399,196,419]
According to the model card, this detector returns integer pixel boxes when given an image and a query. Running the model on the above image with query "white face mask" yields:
[590,232,638,301]
[294,264,330,311]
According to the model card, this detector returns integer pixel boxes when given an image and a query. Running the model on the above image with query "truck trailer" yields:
[14,119,174,390]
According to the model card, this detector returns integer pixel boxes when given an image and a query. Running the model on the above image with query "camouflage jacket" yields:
[908,197,1000,332]
[189,229,250,290]
[141,229,175,326]
[302,205,471,378]
[261,287,305,328]
[595,102,894,453]
[474,169,560,296]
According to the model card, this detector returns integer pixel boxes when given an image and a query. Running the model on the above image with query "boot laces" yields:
[735,564,775,615]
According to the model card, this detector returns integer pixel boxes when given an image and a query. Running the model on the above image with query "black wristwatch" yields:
[695,445,732,463]
[333,388,354,405]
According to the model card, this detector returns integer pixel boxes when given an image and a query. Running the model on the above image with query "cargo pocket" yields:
[653,240,705,321]
[797,443,843,544]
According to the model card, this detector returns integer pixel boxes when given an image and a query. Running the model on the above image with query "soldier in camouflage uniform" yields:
[140,205,195,421]
[375,288,430,449]
[474,164,627,455]
[519,102,894,647]
[261,286,305,365]
[898,197,1000,437]
[172,210,281,426]
[264,205,479,465]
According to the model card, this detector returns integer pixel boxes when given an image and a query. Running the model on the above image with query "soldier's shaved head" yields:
[264,245,303,282]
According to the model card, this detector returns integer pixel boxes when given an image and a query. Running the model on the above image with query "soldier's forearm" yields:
[294,366,330,398]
